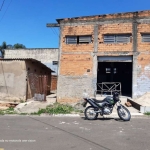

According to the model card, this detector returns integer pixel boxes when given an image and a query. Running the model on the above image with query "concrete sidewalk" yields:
[0,93,145,117]
[14,94,56,114]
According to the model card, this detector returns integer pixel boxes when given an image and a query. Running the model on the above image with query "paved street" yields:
[0,116,150,150]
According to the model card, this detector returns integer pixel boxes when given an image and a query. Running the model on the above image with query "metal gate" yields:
[27,73,50,101]
[96,82,121,96]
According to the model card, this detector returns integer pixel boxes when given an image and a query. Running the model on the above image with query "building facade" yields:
[50,10,150,103]
[0,59,52,102]
[4,48,58,75]
[4,48,58,92]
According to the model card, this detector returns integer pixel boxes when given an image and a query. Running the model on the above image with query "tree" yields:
[0,41,7,58]
[0,42,26,58]
[13,43,26,49]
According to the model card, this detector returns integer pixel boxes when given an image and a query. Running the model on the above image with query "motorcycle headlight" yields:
[82,92,89,99]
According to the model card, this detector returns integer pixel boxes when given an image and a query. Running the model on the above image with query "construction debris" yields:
[125,102,132,107]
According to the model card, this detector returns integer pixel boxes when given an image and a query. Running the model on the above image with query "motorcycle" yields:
[82,92,131,121]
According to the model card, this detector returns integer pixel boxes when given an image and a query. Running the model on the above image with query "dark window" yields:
[79,36,92,44]
[106,68,111,73]
[66,36,77,44]
[104,34,131,43]
[53,61,58,65]
[141,34,150,42]
[66,35,92,44]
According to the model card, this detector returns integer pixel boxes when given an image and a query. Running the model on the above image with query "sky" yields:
[0,0,150,48]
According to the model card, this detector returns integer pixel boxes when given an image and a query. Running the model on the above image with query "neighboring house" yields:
[4,48,58,91]
[0,59,53,102]
[4,48,58,75]
[47,10,150,103]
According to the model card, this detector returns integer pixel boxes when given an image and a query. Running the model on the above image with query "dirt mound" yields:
[135,92,150,106]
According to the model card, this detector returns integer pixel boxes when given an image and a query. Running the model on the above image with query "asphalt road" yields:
[0,115,150,150]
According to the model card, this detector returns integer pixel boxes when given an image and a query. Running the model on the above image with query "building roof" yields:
[4,48,58,50]
[56,10,150,23]
[0,58,55,72]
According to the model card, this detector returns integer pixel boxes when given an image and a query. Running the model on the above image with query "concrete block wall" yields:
[4,49,58,75]
[0,61,26,102]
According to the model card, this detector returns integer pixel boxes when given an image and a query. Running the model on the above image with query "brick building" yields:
[48,10,150,103]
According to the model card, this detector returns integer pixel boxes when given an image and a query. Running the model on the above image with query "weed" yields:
[144,112,150,115]
[0,107,17,115]
[0,110,4,115]
[34,103,79,115]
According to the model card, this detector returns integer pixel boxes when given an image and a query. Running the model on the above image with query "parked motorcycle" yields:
[82,92,131,121]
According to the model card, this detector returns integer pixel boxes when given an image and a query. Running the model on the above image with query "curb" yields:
[1,114,80,117]
[1,113,150,118]
[79,113,150,118]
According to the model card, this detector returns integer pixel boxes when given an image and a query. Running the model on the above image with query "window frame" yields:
[66,35,92,44]
[104,34,131,44]
[141,33,150,43]
[52,61,58,65]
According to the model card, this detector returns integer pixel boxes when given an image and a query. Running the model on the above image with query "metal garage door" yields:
[97,56,133,62]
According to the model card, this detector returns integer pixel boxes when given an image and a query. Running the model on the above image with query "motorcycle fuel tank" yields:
[104,96,114,105]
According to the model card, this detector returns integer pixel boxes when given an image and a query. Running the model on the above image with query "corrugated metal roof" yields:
[0,58,55,72]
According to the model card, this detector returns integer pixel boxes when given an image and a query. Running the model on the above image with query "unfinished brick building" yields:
[48,10,150,103]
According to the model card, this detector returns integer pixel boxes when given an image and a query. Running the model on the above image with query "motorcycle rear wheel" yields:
[117,105,131,121]
[84,106,98,120]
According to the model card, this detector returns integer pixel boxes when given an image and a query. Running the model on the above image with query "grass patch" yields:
[0,110,4,115]
[0,103,83,115]
[144,112,150,115]
[0,107,17,115]
[33,103,81,115]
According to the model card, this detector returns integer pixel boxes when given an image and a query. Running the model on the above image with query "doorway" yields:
[97,61,132,97]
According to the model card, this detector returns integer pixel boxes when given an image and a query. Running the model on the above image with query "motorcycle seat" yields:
[92,98,105,103]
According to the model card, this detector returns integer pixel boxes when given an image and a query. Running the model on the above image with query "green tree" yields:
[13,43,26,49]
[0,42,26,58]
[0,41,7,58]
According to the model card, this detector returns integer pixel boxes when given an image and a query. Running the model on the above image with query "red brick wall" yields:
[61,25,94,52]
[98,23,132,51]
[137,24,150,51]
[58,11,150,102]
[60,54,93,76]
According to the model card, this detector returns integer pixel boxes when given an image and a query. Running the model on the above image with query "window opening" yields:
[53,61,58,65]
[104,34,131,43]
[141,34,150,42]
[106,68,111,73]
[66,35,92,44]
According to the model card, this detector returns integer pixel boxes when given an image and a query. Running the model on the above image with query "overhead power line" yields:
[0,0,12,23]
[0,0,5,11]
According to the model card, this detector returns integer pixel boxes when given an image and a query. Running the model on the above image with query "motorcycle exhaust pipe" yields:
[94,110,102,113]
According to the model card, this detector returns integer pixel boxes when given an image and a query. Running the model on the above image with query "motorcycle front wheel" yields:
[84,106,98,120]
[117,105,131,121]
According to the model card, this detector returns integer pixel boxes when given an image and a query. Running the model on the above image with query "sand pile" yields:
[135,92,150,106]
